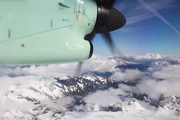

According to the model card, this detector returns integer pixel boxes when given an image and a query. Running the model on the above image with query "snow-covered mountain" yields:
[1,74,180,120]
[0,54,180,120]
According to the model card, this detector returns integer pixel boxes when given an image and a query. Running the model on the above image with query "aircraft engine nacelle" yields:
[0,0,97,65]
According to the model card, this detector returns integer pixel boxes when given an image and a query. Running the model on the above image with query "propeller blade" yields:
[102,32,114,53]
[85,33,95,42]
[75,62,83,76]
[101,32,124,58]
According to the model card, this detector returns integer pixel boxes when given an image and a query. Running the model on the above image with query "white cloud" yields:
[119,54,180,64]
[117,64,180,99]
[82,55,117,73]
[152,65,180,79]
[0,55,117,78]
[129,53,162,60]
[110,69,142,81]
[136,77,180,99]
[84,88,126,106]
[0,64,77,78]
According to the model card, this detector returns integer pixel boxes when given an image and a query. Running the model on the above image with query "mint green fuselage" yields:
[0,0,97,65]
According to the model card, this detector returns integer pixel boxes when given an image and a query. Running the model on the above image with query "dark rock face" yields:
[132,93,148,101]
[55,76,110,97]
[100,105,122,112]
[116,63,150,72]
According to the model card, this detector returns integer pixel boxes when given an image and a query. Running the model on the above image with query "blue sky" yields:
[92,0,180,56]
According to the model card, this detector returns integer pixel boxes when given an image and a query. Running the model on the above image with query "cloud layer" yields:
[0,54,180,119]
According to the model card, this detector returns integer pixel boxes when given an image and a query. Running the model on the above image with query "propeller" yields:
[76,0,126,76]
